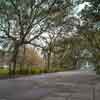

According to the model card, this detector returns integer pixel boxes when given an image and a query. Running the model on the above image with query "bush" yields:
[31,67,46,74]
[31,67,65,74]
[31,68,40,74]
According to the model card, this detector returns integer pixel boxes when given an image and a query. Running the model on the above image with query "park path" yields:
[0,71,100,100]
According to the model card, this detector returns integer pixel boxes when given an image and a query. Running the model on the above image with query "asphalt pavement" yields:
[0,71,100,100]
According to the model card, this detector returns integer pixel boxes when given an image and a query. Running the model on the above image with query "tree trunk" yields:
[73,58,78,69]
[19,63,23,74]
[12,45,19,75]
[47,52,51,70]
[8,64,12,77]
[20,45,26,73]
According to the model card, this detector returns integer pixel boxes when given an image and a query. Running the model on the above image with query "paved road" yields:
[0,71,100,100]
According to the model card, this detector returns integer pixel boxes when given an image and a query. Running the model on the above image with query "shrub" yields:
[31,67,43,74]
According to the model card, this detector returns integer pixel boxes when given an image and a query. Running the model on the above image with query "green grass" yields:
[0,68,9,76]
[0,66,66,76]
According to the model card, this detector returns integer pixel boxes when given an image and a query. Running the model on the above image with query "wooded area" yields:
[0,0,100,76]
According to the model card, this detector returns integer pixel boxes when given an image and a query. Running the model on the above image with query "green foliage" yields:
[0,66,67,77]
[18,66,66,75]
[77,0,100,73]
[96,65,100,74]
[0,0,73,75]
[81,0,100,19]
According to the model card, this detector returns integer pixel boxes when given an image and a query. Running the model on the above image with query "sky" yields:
[0,1,91,51]
[73,2,90,16]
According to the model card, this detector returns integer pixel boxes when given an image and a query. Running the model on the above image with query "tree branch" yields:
[9,0,24,36]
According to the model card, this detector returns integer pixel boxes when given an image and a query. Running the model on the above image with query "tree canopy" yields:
[0,0,73,75]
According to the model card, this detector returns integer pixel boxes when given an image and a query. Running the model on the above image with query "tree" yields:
[77,0,100,72]
[81,0,100,20]
[18,47,43,73]
[0,0,73,75]
[79,0,100,50]
[41,27,62,69]
[41,16,81,69]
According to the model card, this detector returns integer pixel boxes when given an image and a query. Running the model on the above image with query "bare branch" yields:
[22,16,47,42]
[9,0,24,36]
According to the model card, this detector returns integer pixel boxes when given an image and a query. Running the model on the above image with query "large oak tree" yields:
[0,0,72,75]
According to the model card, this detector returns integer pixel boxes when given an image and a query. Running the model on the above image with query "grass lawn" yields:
[0,66,66,77]
[0,68,9,76]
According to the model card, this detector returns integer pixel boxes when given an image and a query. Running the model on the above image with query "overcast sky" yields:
[0,1,91,50]
[73,2,90,16]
